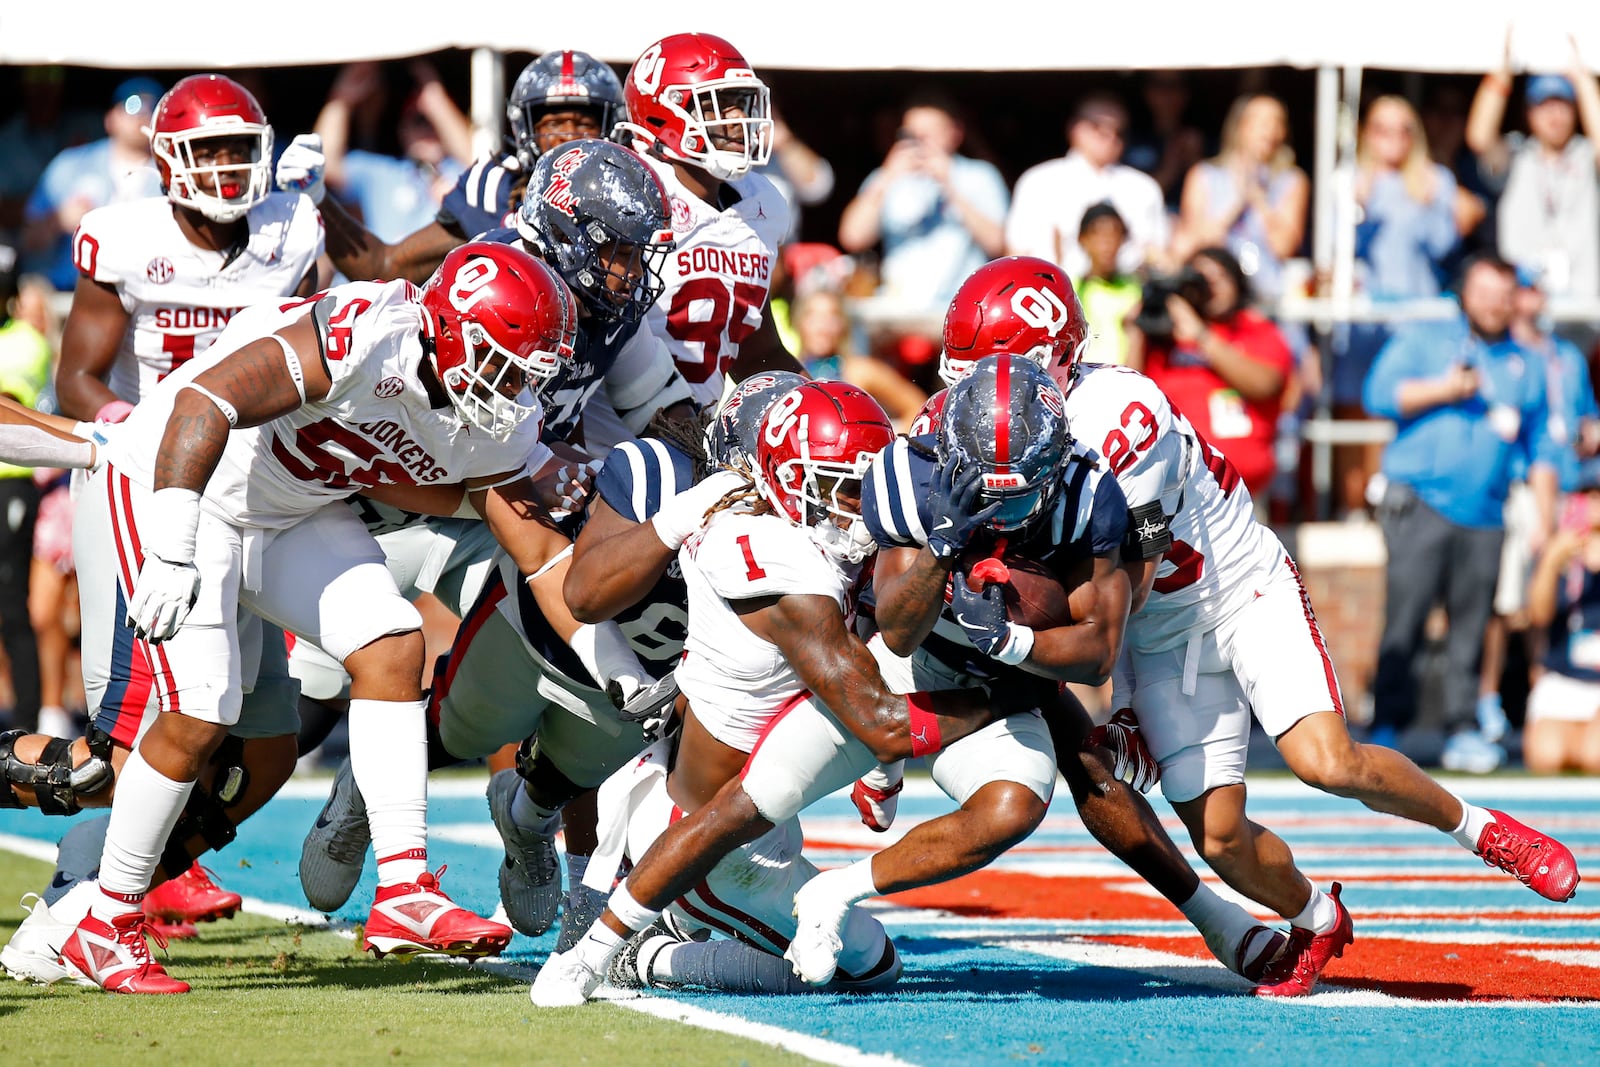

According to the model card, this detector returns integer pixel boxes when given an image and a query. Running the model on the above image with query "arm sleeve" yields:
[595,438,697,522]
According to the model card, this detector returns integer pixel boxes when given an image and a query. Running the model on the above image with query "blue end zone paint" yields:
[2,778,1597,1066]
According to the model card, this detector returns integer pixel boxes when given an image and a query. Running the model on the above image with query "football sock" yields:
[1449,796,1493,852]
[348,698,428,885]
[571,922,625,973]
[653,939,812,993]
[1180,880,1275,972]
[510,779,562,837]
[809,858,879,907]
[1290,884,1340,935]
[609,881,661,933]
[44,814,110,906]
[93,749,193,920]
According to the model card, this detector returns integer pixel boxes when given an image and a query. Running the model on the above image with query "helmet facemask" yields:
[759,424,878,564]
[625,74,773,181]
[152,124,273,223]
[439,320,564,442]
[558,218,671,324]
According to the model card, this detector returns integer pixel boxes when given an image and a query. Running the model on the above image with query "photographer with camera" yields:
[1128,246,1293,495]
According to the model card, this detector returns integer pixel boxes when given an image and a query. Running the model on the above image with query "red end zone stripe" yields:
[994,354,1012,473]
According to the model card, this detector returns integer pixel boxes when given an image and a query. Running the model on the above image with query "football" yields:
[958,547,1079,630]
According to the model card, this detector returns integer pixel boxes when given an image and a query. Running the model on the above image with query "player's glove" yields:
[926,455,1000,560]
[72,420,117,475]
[275,133,326,205]
[851,761,904,832]
[1085,708,1160,793]
[651,469,748,551]
[950,569,1034,666]
[608,670,681,743]
[126,487,202,643]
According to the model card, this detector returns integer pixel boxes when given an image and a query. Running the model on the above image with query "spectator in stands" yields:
[1467,32,1600,311]
[760,107,834,243]
[20,78,162,290]
[1170,93,1308,307]
[1523,460,1600,775]
[1422,82,1492,278]
[1074,202,1142,366]
[1363,254,1560,772]
[1128,245,1292,495]
[1006,92,1169,279]
[838,89,1007,316]
[1333,95,1462,516]
[792,289,926,429]
[314,61,473,242]
[0,244,52,732]
[1122,70,1207,212]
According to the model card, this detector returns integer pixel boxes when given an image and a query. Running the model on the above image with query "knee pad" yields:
[161,735,247,874]
[515,736,583,812]
[0,726,115,815]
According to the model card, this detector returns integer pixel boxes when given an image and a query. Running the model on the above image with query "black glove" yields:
[926,456,1001,560]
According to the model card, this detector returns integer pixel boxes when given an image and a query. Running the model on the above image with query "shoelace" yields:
[1256,927,1313,987]
[187,865,226,892]
[1479,826,1540,885]
[414,865,454,900]
[110,915,169,970]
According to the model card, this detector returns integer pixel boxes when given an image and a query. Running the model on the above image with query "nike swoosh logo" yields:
[954,613,977,628]
[605,324,626,345]
[934,518,954,531]
[314,807,337,830]
[49,871,73,890]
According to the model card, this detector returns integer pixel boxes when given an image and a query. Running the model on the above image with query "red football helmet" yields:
[418,242,577,440]
[147,74,274,223]
[755,380,894,563]
[941,256,1089,390]
[908,388,949,437]
[618,33,773,181]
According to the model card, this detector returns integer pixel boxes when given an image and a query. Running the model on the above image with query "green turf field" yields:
[0,853,814,1066]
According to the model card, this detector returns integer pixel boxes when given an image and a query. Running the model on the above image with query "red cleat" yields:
[362,867,511,960]
[1253,882,1354,997]
[59,912,190,994]
[1476,810,1580,902]
[144,863,242,924]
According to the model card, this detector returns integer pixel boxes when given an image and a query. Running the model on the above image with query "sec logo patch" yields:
[374,376,405,399]
[670,197,693,234]
[146,257,174,284]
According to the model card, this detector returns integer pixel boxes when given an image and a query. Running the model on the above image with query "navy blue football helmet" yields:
[507,51,627,170]
[706,371,807,472]
[516,140,673,325]
[938,354,1071,533]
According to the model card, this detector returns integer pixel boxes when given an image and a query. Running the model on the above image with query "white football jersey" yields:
[105,279,547,530]
[1065,363,1289,653]
[642,154,789,406]
[676,508,856,747]
[72,192,324,404]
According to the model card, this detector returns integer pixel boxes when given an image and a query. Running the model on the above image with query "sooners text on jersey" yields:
[72,192,323,403]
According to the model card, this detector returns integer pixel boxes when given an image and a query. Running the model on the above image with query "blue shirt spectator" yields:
[1365,290,1559,529]
[335,150,461,243]
[21,78,163,290]
[1514,271,1600,491]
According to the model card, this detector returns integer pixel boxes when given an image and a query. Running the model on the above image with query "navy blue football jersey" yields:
[861,434,1129,673]
[436,154,524,240]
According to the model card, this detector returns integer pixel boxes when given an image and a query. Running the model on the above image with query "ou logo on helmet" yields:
[449,258,499,313]
[1011,286,1070,336]
[633,44,666,96]
[762,389,805,447]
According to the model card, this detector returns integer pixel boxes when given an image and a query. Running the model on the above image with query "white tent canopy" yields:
[4,1,1595,73]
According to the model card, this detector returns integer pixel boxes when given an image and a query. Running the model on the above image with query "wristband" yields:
[905,691,943,757]
[992,623,1036,666]
[147,486,202,564]
[95,399,134,424]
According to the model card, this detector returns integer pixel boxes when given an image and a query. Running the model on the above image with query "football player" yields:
[47,242,663,995]
[588,32,802,445]
[292,141,691,925]
[951,255,1582,996]
[531,380,1022,1006]
[279,50,626,285]
[2,74,324,971]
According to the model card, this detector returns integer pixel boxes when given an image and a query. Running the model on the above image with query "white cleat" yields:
[529,948,603,1007]
[785,872,854,986]
[1,894,75,985]
[299,757,370,913]
[486,769,562,936]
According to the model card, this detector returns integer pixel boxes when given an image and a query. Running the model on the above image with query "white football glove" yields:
[126,554,200,643]
[275,133,326,205]
[650,469,748,550]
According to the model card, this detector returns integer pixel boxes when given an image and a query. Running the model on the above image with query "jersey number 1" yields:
[736,534,767,581]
